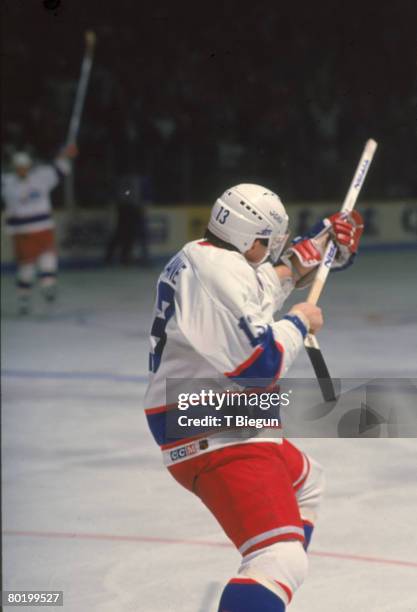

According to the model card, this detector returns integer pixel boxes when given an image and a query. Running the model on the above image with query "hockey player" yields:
[144,184,364,611]
[1,144,78,314]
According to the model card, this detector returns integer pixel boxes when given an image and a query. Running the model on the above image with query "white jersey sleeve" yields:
[33,165,59,190]
[53,157,71,177]
[256,262,295,319]
[32,159,71,187]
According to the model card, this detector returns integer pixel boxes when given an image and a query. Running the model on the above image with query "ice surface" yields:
[2,252,417,611]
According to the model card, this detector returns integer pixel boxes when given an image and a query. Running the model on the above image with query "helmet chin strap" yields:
[249,251,271,269]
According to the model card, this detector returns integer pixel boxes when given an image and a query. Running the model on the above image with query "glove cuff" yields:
[285,309,310,336]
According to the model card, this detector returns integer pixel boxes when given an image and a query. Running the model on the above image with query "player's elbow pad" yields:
[226,326,284,385]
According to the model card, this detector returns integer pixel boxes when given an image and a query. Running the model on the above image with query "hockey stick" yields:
[64,31,96,208]
[305,138,378,401]
[66,30,96,145]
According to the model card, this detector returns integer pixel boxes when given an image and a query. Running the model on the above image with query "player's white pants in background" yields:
[37,251,58,290]
[17,251,58,313]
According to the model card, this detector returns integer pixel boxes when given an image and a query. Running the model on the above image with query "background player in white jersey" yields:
[1,144,78,314]
[144,184,364,611]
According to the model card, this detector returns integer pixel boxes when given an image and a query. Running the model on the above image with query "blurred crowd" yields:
[2,2,416,206]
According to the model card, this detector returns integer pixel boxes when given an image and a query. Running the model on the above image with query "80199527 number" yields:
[3,591,63,607]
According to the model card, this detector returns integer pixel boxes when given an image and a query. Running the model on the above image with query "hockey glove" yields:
[329,210,364,269]
[281,211,364,287]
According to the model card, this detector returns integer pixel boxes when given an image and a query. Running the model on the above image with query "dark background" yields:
[2,0,416,205]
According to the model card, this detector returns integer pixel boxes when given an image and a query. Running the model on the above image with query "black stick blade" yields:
[305,345,337,402]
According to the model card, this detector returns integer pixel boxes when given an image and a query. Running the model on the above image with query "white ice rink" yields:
[2,251,417,612]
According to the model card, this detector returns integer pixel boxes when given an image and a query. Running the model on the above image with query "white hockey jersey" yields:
[2,159,70,235]
[143,240,308,465]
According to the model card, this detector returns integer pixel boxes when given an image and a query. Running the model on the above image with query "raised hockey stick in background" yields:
[66,30,96,145]
[64,30,96,208]
[305,138,378,401]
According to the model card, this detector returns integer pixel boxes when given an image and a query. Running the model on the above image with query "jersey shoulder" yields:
[182,240,258,311]
[31,165,56,180]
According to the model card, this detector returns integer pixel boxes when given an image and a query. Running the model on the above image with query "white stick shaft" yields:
[67,57,93,144]
[307,138,378,305]
[341,138,378,213]
[66,32,96,145]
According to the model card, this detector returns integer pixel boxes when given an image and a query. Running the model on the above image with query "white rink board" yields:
[2,251,417,612]
[2,200,416,267]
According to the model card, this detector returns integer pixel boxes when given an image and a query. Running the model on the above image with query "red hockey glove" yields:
[280,210,364,286]
[328,210,364,268]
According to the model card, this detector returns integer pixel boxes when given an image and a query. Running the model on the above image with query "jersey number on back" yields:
[149,281,175,373]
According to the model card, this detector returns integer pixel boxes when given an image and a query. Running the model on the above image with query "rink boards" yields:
[1,200,417,268]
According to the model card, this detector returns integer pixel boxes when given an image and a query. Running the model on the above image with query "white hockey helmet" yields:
[208,184,289,262]
[12,152,32,168]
